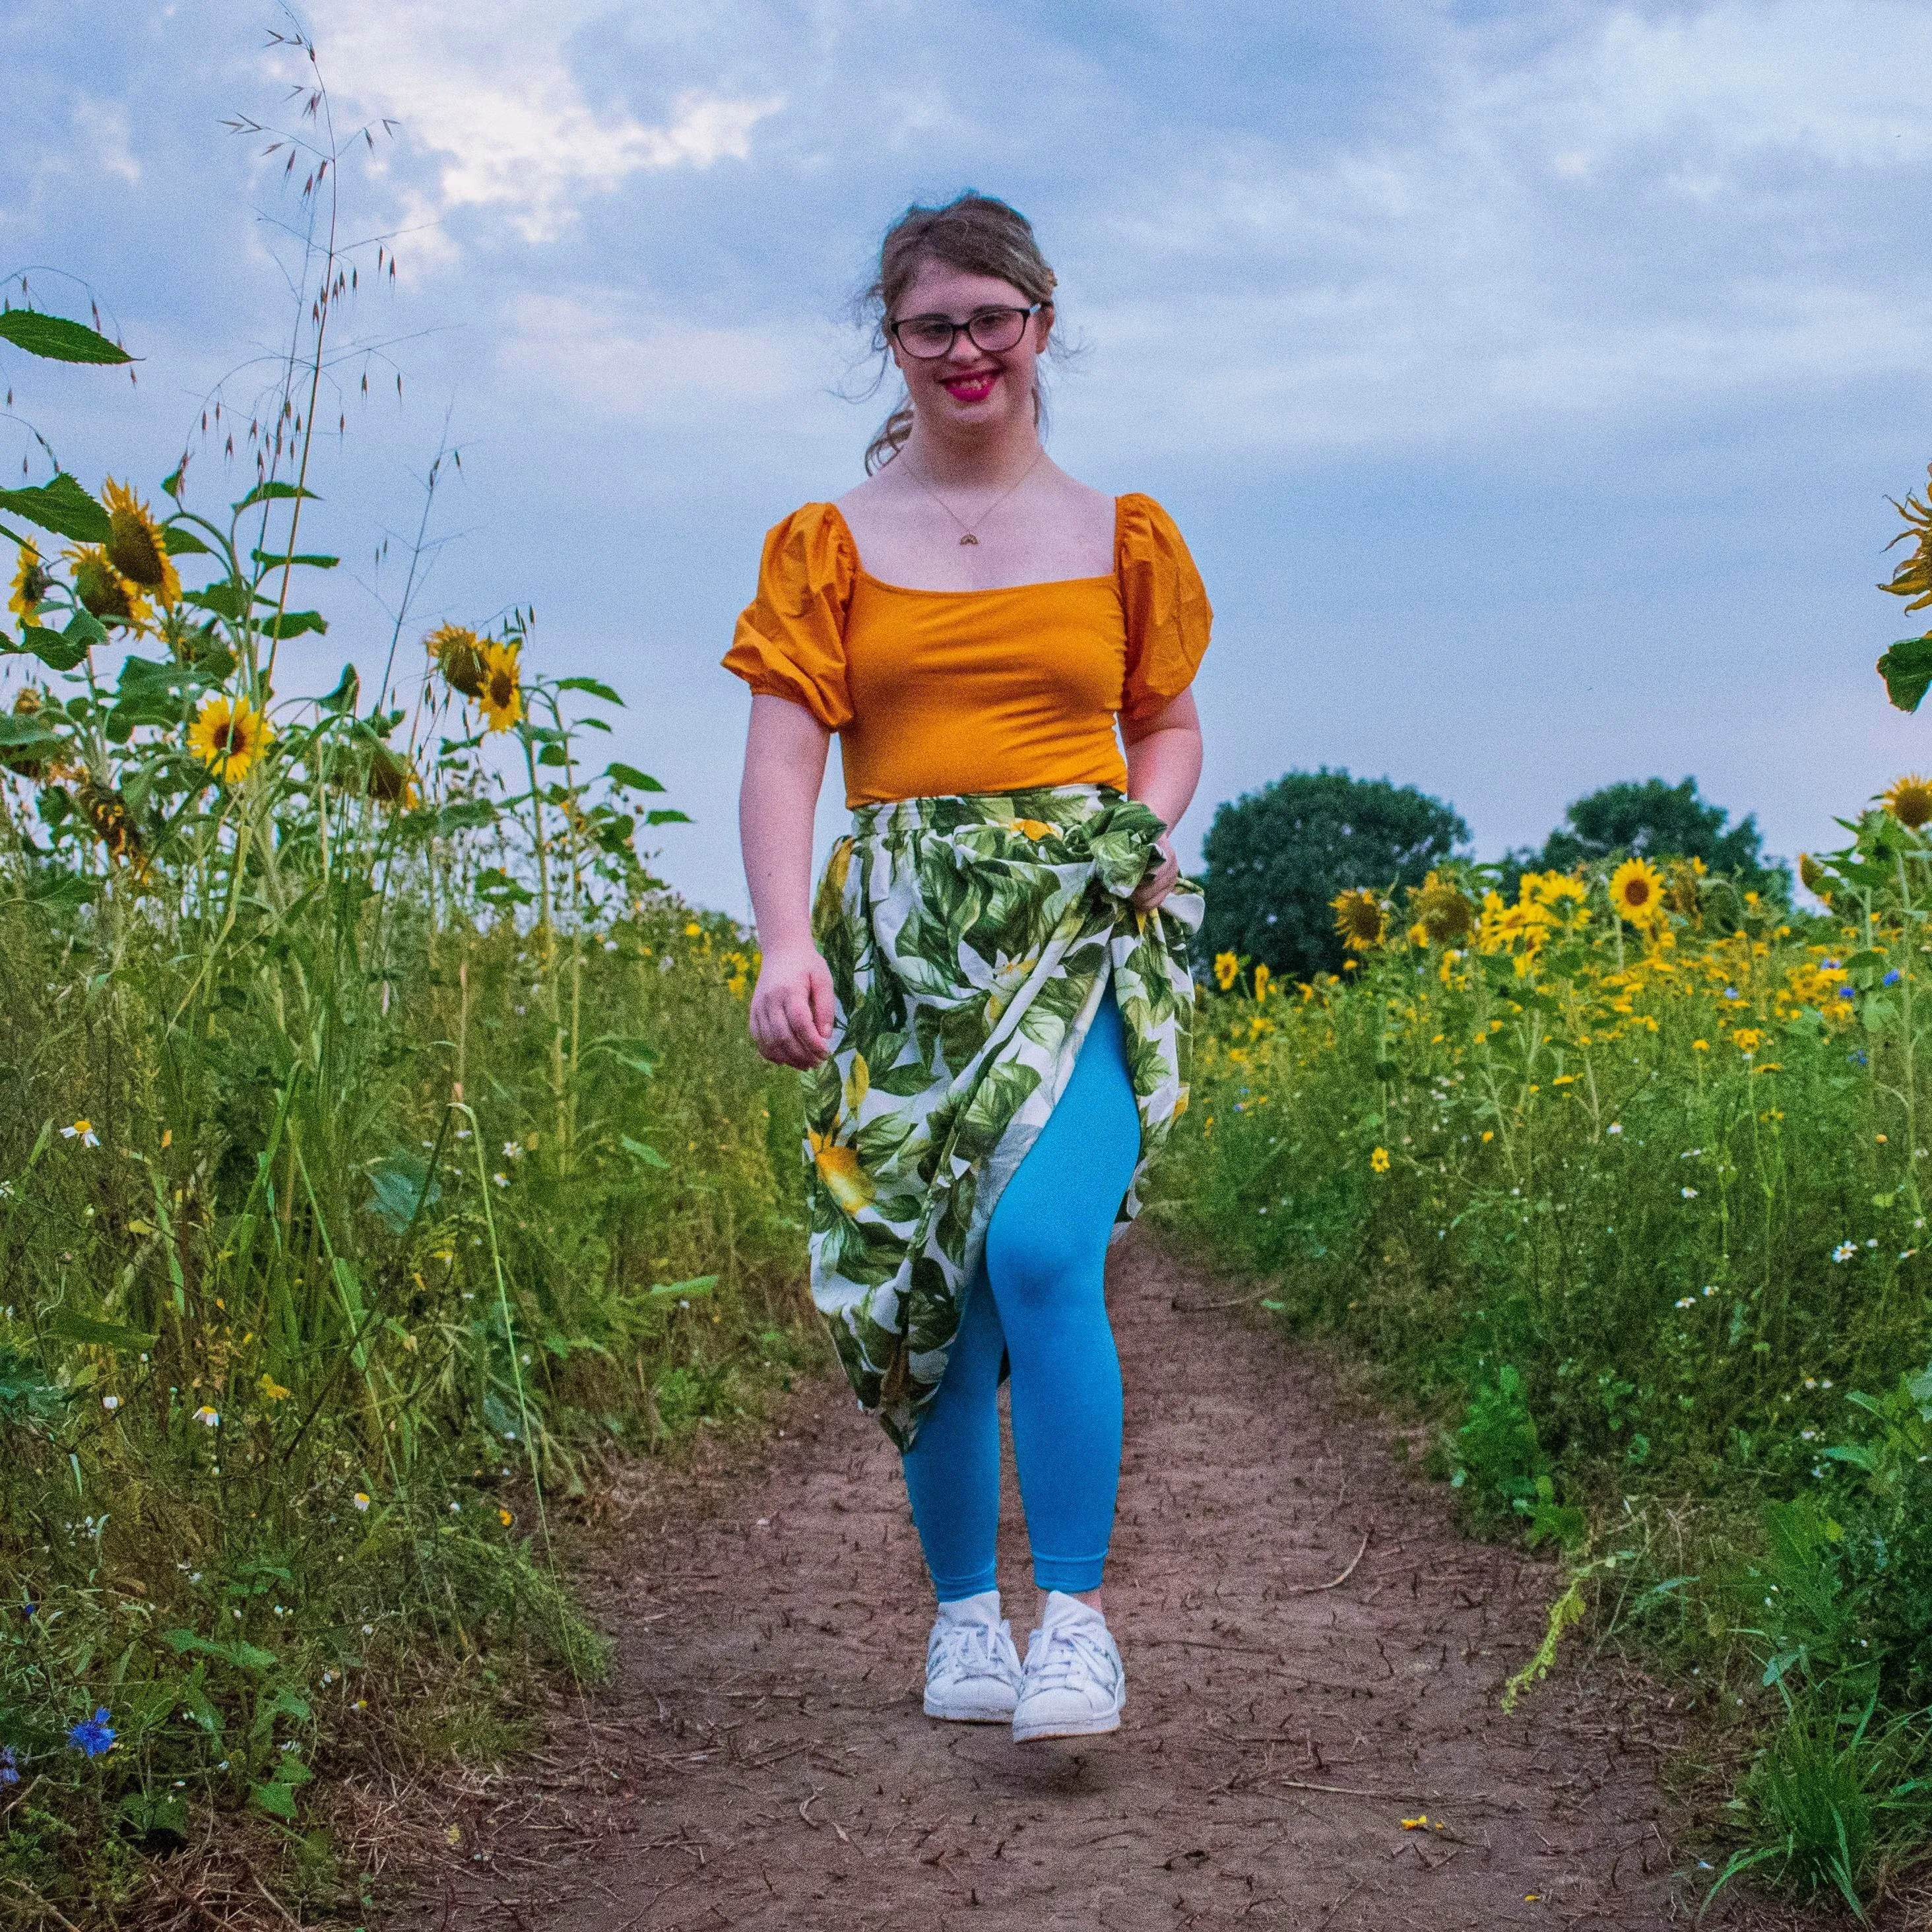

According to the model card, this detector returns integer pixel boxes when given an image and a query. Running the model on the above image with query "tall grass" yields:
[0,45,806,1921]
[1160,828,1932,1913]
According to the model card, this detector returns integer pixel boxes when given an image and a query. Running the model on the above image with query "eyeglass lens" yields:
[894,308,1031,358]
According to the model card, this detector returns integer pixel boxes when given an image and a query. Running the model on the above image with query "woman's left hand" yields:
[1132,835,1180,913]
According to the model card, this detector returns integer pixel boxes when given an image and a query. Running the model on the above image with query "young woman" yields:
[724,193,1209,1743]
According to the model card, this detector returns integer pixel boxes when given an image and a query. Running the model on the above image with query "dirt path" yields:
[424,1233,1790,1931]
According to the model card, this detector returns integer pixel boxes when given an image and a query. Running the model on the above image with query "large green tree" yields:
[1518,777,1787,899]
[1198,767,1469,980]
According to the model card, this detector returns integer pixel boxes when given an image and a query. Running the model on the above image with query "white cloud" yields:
[293,3,782,246]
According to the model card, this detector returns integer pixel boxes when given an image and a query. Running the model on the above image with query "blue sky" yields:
[4,0,1930,917]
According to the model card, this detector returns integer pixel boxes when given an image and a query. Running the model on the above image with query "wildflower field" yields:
[1161,792,1932,1913]
[0,151,806,1925]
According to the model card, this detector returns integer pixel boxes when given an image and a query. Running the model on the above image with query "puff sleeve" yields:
[1116,492,1212,728]
[722,503,857,731]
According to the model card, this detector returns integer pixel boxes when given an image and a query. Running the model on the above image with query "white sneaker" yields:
[1012,1593,1126,1743]
[923,1594,1023,1723]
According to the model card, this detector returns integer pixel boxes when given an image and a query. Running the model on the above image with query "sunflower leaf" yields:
[556,676,623,705]
[0,310,134,365]
[162,525,214,556]
[645,808,693,826]
[9,624,89,671]
[1877,633,1932,713]
[184,581,257,620]
[605,762,665,794]
[231,481,319,513]
[0,473,112,543]
[249,548,338,569]
[261,610,327,639]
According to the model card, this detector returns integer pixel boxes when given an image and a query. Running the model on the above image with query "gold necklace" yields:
[902,446,1046,545]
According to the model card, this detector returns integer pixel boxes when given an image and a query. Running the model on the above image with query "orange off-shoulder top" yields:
[722,492,1211,808]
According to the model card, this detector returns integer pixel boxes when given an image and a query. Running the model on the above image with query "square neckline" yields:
[825,497,1121,598]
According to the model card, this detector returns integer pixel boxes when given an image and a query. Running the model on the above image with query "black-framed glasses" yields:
[887,304,1042,359]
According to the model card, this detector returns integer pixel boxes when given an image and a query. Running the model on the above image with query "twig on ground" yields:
[1284,1528,1372,1595]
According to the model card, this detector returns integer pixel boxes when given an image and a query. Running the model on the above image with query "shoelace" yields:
[930,1619,1014,1679]
[1023,1621,1118,1696]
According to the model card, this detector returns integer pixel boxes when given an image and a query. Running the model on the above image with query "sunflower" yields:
[102,479,179,607]
[77,777,143,867]
[1608,856,1665,926]
[1,688,59,781]
[1663,856,1706,921]
[65,545,150,631]
[1212,950,1239,992]
[1880,465,1932,612]
[1798,852,1831,901]
[1252,963,1272,1002]
[364,742,419,808]
[1406,870,1476,945]
[1881,773,1932,830]
[1332,887,1386,951]
[476,641,523,733]
[8,543,51,625]
[188,695,273,783]
[425,622,488,698]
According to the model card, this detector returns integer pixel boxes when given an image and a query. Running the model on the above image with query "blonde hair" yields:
[861,193,1060,473]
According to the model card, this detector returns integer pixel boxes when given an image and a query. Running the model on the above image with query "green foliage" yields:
[1196,767,1469,980]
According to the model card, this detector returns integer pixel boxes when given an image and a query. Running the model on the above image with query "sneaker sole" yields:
[1012,1708,1122,1743]
[924,1697,1017,1723]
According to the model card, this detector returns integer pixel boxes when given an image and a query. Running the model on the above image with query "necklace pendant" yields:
[958,532,979,545]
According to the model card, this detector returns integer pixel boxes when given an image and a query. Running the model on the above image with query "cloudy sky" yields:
[4,0,1929,916]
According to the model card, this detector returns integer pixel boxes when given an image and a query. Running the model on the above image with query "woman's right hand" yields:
[749,944,836,1069]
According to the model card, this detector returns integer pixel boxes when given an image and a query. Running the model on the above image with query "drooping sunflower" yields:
[188,695,273,783]
[476,641,523,733]
[1406,870,1476,945]
[8,542,51,625]
[364,741,420,809]
[1608,856,1665,926]
[1880,465,1932,613]
[1798,852,1831,902]
[425,622,488,698]
[1332,887,1386,951]
[1881,773,1932,830]
[1,688,59,781]
[102,479,180,608]
[65,545,150,631]
[1663,855,1707,921]
[77,777,143,868]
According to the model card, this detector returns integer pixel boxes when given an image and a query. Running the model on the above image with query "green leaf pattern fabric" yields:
[804,785,1202,1448]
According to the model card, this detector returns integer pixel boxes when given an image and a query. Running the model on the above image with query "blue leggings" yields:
[901,986,1142,1599]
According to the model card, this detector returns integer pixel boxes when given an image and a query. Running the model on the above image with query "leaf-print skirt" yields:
[804,785,1203,1449]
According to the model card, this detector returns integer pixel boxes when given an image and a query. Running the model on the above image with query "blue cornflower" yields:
[1723,987,1740,1000]
[67,1708,115,1758]
[1851,1049,1870,1066]
[0,1745,18,1785]
[1884,969,1902,986]
[1838,986,1857,1000]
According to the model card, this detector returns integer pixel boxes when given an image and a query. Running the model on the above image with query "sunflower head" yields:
[65,546,150,631]
[1332,887,1386,951]
[1212,950,1239,992]
[188,695,273,785]
[77,777,143,867]
[1252,963,1272,1002]
[102,480,180,606]
[1880,465,1932,614]
[426,622,489,698]
[1406,871,1476,945]
[1,688,58,781]
[476,641,523,733]
[1663,856,1706,922]
[1798,852,1831,902]
[8,544,51,625]
[364,742,420,809]
[1882,773,1932,830]
[1608,856,1666,926]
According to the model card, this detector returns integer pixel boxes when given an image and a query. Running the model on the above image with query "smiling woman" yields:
[723,192,1212,1749]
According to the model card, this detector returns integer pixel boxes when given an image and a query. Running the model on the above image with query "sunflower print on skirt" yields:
[804,784,1202,1448]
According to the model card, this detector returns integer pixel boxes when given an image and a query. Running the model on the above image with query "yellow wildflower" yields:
[1370,1146,1390,1174]
[1252,963,1272,1002]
